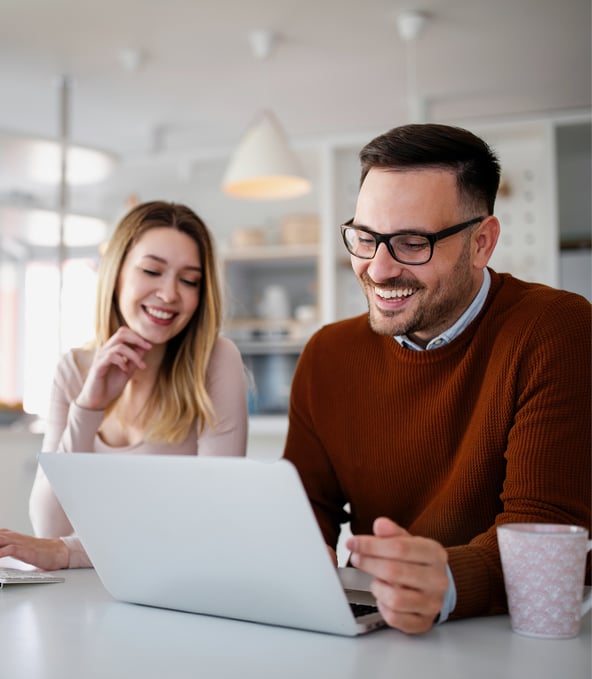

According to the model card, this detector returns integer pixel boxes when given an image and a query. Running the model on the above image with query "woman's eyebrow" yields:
[140,254,202,272]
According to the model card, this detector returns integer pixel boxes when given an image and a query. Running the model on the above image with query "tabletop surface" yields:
[0,567,590,679]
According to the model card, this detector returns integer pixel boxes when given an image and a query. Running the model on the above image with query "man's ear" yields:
[472,216,500,268]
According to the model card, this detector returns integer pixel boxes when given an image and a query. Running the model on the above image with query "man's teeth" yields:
[375,287,414,299]
[146,307,174,320]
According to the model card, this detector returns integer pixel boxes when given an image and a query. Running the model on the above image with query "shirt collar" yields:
[395,268,491,351]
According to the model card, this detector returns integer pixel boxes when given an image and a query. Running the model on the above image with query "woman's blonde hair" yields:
[95,201,222,442]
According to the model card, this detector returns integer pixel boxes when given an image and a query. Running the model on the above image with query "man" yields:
[283,123,591,635]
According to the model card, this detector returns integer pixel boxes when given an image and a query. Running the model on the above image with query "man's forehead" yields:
[356,167,461,219]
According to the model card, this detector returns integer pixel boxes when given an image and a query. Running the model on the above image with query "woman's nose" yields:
[157,276,179,302]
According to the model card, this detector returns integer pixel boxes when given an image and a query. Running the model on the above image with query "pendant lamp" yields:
[222,109,311,199]
[221,30,311,200]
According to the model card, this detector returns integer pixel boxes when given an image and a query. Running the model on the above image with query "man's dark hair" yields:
[359,123,501,215]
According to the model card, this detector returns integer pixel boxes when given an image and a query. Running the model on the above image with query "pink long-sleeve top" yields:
[29,335,248,567]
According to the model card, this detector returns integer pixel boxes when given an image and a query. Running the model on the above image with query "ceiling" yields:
[0,0,590,218]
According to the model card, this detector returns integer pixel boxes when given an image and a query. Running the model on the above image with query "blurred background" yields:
[0,0,590,499]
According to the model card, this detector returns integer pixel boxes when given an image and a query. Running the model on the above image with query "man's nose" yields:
[367,242,405,282]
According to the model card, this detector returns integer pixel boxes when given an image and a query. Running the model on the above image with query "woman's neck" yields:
[116,343,166,428]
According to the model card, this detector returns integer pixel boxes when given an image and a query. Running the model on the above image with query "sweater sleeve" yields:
[30,350,104,538]
[447,292,591,619]
[197,336,248,457]
[40,349,103,453]
[284,332,350,549]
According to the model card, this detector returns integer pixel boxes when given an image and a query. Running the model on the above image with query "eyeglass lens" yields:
[343,228,432,264]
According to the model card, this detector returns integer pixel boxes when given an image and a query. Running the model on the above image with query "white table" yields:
[0,568,590,679]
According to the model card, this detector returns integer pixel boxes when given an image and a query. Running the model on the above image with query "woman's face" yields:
[115,227,202,345]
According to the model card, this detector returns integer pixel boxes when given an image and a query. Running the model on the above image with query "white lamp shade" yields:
[222,111,311,200]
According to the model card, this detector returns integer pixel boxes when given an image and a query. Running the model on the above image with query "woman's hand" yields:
[0,529,70,571]
[76,327,152,411]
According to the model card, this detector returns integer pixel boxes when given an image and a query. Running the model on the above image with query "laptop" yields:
[39,453,385,636]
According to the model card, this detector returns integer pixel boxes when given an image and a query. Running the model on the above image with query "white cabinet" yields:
[221,243,322,416]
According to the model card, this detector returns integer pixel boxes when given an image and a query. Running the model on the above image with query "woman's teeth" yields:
[145,306,174,320]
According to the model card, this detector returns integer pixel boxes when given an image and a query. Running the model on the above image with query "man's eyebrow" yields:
[350,222,434,235]
[140,254,202,271]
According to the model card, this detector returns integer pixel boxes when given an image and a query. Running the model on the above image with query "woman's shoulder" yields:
[205,335,244,377]
[211,334,242,361]
[205,335,247,398]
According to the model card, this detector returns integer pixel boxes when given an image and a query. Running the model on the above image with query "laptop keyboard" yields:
[349,602,379,618]
[0,567,65,587]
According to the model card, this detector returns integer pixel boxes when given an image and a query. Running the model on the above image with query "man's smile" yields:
[375,287,415,300]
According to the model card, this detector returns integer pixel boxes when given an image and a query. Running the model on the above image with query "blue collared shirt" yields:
[393,269,491,623]
[395,268,491,351]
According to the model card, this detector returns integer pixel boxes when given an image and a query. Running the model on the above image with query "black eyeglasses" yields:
[340,217,485,265]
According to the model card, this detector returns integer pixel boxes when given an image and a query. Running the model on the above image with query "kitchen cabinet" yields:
[220,242,322,415]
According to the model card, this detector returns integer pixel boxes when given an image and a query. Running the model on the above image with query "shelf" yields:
[221,243,319,262]
[233,341,305,355]
[560,238,591,251]
[224,318,314,332]
[223,318,317,353]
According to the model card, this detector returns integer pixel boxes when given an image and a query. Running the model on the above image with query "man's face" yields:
[351,167,487,347]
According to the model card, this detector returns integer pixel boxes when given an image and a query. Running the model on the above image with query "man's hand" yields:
[346,517,449,634]
[0,529,69,571]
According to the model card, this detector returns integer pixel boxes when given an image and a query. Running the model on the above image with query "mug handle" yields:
[582,540,592,617]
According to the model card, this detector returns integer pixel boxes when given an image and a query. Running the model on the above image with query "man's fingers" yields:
[375,603,438,635]
[373,516,408,538]
[348,533,444,567]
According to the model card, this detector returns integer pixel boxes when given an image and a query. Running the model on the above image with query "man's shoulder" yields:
[309,314,372,344]
[488,271,591,333]
[492,271,590,311]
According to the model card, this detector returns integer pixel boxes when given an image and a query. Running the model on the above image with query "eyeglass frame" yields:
[340,216,486,265]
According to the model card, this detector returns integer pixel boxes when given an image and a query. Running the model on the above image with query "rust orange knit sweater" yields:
[284,270,591,620]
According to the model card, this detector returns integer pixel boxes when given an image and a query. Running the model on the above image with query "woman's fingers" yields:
[0,529,69,571]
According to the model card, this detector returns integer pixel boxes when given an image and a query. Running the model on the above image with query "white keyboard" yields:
[0,567,65,587]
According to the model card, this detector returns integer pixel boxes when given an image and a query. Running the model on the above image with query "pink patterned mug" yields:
[497,523,592,639]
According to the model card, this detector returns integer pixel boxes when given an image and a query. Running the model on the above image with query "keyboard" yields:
[349,602,380,618]
[0,567,65,587]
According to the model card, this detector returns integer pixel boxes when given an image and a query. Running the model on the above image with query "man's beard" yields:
[362,242,474,340]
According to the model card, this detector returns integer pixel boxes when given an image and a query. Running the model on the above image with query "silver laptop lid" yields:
[40,453,380,636]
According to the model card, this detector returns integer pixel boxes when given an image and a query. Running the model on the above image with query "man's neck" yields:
[396,269,491,351]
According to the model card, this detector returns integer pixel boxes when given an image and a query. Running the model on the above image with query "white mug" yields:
[497,523,592,639]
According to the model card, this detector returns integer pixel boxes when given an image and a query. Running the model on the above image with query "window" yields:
[0,256,97,419]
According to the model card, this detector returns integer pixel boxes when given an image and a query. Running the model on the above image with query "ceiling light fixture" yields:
[0,205,107,248]
[0,130,117,185]
[221,30,311,200]
[396,10,429,122]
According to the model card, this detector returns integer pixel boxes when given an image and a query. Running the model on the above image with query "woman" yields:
[0,201,248,569]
